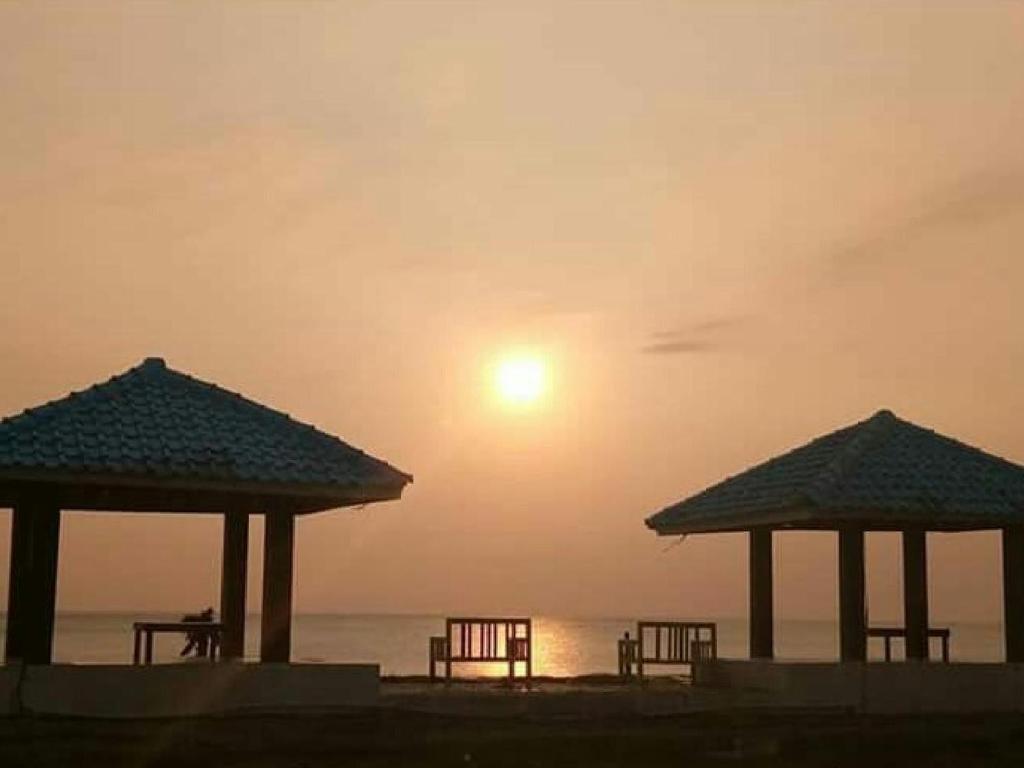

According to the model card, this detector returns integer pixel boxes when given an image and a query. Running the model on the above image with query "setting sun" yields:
[495,356,547,405]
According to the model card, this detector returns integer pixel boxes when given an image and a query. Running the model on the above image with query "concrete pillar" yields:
[749,528,774,659]
[902,528,929,661]
[1003,526,1024,662]
[838,525,866,662]
[5,505,33,662]
[4,502,61,665]
[219,512,249,660]
[29,507,61,665]
[260,510,295,663]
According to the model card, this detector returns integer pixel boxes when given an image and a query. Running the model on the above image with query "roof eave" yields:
[645,504,817,535]
[0,467,411,514]
[646,503,1024,534]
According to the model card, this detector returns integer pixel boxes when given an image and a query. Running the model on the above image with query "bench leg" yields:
[133,631,141,665]
[144,631,154,665]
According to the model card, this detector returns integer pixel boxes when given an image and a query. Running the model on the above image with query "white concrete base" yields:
[696,659,1024,713]
[1,663,379,718]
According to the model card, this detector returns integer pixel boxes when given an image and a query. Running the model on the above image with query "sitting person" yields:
[179,607,215,658]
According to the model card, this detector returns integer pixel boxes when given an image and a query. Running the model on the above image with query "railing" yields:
[429,617,532,682]
[867,626,951,662]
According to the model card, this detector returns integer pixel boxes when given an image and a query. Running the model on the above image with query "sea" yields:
[0,614,1009,675]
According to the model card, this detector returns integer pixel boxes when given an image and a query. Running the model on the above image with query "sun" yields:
[495,355,547,406]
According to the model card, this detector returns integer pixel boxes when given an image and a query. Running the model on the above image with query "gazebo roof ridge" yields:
[646,409,1024,533]
[16,357,320,434]
[798,409,900,507]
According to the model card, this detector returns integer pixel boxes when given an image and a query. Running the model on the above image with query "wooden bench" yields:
[867,626,951,662]
[132,621,224,664]
[429,617,532,682]
[621,621,717,679]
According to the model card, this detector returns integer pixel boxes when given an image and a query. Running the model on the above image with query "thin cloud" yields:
[687,316,749,334]
[641,315,748,356]
[641,339,713,355]
[827,169,1024,284]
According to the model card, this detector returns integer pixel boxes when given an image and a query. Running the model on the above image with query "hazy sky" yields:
[1,1,1023,629]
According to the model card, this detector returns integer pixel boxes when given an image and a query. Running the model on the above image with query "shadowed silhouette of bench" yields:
[429,617,532,683]
[619,621,717,679]
[132,621,224,664]
[868,626,951,662]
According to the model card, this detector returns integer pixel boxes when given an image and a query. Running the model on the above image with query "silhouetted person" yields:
[619,631,636,678]
[179,607,215,658]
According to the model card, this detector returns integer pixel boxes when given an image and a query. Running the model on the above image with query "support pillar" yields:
[260,510,295,663]
[5,505,33,663]
[5,502,61,665]
[902,528,929,661]
[1003,526,1024,662]
[838,525,866,662]
[749,528,774,659]
[220,512,249,660]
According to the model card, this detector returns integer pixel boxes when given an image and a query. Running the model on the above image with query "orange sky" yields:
[1,1,1023,623]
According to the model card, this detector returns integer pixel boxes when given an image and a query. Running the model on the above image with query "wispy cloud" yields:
[827,169,1024,284]
[641,315,748,356]
[685,317,748,335]
[641,339,713,355]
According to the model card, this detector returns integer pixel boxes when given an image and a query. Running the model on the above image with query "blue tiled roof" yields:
[646,410,1024,533]
[0,358,411,499]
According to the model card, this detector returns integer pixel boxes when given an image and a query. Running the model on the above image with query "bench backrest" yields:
[637,621,717,665]
[867,626,950,639]
[444,617,532,662]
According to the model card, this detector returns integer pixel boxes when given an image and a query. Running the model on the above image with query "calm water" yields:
[0,614,1007,675]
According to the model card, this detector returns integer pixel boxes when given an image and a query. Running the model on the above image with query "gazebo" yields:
[646,409,1024,665]
[1,357,411,667]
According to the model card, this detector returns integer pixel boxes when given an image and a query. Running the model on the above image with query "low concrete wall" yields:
[696,659,1024,713]
[862,662,1024,714]
[5,663,378,718]
[0,666,19,716]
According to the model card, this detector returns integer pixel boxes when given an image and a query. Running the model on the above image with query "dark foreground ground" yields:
[3,710,1024,767]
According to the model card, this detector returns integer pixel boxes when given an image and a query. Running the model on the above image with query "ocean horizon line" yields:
[0,610,1003,628]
